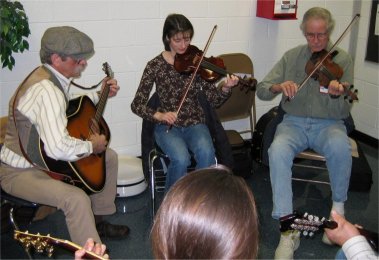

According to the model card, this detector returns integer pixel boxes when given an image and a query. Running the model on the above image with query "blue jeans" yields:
[335,248,347,259]
[269,114,352,219]
[154,123,216,190]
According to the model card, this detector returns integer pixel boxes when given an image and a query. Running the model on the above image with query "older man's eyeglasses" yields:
[304,32,328,40]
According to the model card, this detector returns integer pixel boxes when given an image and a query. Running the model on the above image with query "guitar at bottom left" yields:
[14,230,107,260]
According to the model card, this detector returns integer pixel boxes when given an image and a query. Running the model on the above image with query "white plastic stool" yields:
[117,155,147,197]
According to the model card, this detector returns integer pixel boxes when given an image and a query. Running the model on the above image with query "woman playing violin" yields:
[256,7,355,259]
[131,14,238,191]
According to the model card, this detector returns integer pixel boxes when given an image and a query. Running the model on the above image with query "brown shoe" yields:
[96,221,130,239]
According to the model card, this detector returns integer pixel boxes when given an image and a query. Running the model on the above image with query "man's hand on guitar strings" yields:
[89,133,108,154]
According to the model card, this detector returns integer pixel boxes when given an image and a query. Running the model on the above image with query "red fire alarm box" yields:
[257,0,297,20]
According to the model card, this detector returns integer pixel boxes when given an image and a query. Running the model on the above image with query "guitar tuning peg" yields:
[309,232,314,237]
[314,216,319,221]
[321,217,326,222]
[303,231,308,236]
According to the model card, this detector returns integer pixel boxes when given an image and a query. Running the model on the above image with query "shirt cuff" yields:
[342,235,375,259]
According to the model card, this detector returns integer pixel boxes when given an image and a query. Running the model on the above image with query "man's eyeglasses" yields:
[304,32,328,40]
[66,56,86,64]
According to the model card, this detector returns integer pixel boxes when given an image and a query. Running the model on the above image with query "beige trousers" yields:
[0,149,118,245]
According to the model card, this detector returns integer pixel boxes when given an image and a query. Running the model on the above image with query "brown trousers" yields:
[0,149,118,245]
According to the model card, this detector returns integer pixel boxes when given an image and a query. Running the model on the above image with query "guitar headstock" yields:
[279,211,337,237]
[14,230,56,257]
[14,230,106,259]
[102,62,114,79]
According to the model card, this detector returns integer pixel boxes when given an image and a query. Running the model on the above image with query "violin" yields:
[305,49,358,102]
[305,49,343,86]
[289,14,360,103]
[174,45,257,92]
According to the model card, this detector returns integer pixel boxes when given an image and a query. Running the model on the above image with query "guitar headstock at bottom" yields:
[279,211,337,237]
[14,230,106,259]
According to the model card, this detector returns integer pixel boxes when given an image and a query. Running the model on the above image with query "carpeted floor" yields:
[1,141,377,259]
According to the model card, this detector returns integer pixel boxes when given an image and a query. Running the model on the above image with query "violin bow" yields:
[166,25,218,132]
[289,14,360,100]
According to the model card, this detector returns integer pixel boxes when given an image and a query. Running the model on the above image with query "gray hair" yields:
[300,7,335,34]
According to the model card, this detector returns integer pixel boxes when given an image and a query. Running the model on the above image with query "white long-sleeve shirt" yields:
[343,235,378,260]
[0,64,100,168]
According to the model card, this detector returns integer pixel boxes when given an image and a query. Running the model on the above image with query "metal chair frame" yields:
[292,137,359,185]
[148,147,217,219]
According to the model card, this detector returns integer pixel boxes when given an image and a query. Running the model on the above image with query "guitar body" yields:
[40,96,110,194]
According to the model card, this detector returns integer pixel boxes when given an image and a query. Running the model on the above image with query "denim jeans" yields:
[269,114,352,219]
[335,248,347,260]
[154,123,216,190]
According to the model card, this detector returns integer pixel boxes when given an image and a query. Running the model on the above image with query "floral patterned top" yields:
[131,53,231,127]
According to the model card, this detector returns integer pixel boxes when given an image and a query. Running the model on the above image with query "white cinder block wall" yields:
[0,0,377,157]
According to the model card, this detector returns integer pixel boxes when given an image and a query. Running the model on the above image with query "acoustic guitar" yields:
[39,62,113,194]
[14,230,106,259]
[280,211,378,252]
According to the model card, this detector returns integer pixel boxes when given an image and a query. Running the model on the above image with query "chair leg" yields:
[150,155,157,220]
[9,207,34,260]
[9,207,20,231]
[149,149,161,220]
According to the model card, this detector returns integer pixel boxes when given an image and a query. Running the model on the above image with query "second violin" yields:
[174,45,257,92]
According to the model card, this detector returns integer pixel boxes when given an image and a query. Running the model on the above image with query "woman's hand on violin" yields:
[154,111,177,125]
[328,80,345,96]
[270,81,298,98]
[221,74,239,92]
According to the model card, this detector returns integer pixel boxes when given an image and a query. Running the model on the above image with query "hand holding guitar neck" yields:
[324,210,378,252]
[279,211,378,253]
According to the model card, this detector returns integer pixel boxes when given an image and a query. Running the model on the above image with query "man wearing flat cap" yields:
[0,26,130,246]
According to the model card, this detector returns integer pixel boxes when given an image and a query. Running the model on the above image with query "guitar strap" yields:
[11,67,74,184]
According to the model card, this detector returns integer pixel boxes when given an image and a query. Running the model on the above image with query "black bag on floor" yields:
[231,141,253,178]
[349,143,373,191]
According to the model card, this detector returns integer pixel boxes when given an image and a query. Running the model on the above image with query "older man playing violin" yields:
[256,7,354,259]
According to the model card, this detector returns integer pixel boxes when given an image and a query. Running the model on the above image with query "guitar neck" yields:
[14,231,106,260]
[52,239,105,259]
[95,62,114,122]
[96,86,110,121]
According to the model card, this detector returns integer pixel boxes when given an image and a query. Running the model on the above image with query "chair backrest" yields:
[215,53,256,138]
[1,116,8,144]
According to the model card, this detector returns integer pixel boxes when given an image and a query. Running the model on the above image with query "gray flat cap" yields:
[40,26,94,60]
